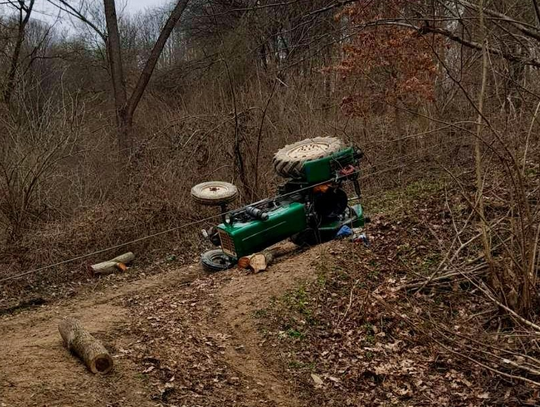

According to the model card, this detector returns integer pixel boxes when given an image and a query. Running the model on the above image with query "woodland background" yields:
[1,0,540,365]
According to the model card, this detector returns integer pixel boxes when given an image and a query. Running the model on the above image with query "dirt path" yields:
[0,246,324,406]
[210,251,320,406]
[0,266,202,407]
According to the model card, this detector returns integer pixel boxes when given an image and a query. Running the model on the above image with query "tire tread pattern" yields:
[272,137,344,178]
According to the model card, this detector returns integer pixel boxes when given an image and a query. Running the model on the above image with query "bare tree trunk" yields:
[394,98,405,156]
[102,0,190,156]
[475,0,498,293]
[103,0,129,153]
[3,0,35,106]
[505,53,525,114]
[125,0,190,120]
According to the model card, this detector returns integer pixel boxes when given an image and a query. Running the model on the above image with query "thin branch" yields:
[458,0,540,42]
[46,0,106,42]
[532,0,540,27]
[373,20,540,68]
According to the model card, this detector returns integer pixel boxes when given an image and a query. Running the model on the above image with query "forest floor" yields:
[0,242,325,407]
[0,180,537,406]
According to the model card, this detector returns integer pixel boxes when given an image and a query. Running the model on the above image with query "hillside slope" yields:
[0,243,321,406]
[1,181,537,406]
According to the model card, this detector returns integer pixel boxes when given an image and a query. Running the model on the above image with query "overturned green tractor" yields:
[191,137,368,272]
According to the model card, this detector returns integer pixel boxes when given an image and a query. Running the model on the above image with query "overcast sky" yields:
[2,0,172,34]
[35,0,170,14]
[2,0,171,27]
[127,0,168,12]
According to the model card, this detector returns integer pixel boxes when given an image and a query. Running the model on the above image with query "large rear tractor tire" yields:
[272,137,344,178]
[191,181,238,206]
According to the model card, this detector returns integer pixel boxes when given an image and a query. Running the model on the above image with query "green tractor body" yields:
[192,137,369,271]
[302,146,357,183]
[217,202,307,259]
[217,202,365,259]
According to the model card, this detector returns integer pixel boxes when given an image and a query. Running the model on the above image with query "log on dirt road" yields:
[58,318,113,374]
[90,252,135,276]
[238,242,298,273]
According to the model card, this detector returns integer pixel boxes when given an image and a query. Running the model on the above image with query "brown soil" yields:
[0,245,324,407]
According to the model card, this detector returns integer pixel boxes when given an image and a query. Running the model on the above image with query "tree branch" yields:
[532,0,540,27]
[46,0,107,42]
[365,20,540,69]
[126,0,190,118]
[458,0,540,43]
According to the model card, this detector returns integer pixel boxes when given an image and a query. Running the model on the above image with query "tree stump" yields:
[58,318,113,374]
[238,242,298,273]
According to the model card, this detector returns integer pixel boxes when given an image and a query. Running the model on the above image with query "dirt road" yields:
[0,246,323,406]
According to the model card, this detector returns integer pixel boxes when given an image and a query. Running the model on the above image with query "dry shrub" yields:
[0,51,467,302]
[0,198,203,301]
[0,89,85,240]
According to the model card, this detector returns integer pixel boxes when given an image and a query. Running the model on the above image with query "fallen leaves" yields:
[255,190,539,406]
[123,272,277,406]
[310,373,323,386]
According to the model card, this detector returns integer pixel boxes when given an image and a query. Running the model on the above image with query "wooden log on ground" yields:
[91,261,121,275]
[239,242,298,273]
[91,252,135,276]
[248,252,273,273]
[58,318,113,374]
[237,255,253,269]
[110,252,135,264]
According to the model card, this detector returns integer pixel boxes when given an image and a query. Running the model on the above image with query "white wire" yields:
[1,140,456,284]
[0,170,365,283]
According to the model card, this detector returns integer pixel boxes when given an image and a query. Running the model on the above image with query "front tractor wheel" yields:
[201,249,235,272]
[191,181,238,206]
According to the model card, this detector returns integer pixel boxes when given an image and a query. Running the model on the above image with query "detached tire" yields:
[273,137,344,178]
[191,181,238,206]
[201,249,234,272]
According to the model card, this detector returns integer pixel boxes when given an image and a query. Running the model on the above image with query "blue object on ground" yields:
[336,225,353,239]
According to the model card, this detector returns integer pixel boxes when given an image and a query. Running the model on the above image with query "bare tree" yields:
[49,0,190,154]
[2,0,35,105]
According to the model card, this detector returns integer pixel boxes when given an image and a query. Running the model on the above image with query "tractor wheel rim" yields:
[287,142,330,159]
[201,185,230,196]
[212,253,229,266]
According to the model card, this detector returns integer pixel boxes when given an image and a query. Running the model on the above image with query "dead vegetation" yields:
[1,0,540,405]
[0,180,538,406]
[256,180,540,405]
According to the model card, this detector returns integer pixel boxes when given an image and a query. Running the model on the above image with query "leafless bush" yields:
[0,86,84,240]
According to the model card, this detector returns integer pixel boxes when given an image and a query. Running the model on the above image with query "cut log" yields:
[111,252,135,264]
[58,318,113,374]
[248,252,273,273]
[239,242,298,273]
[91,261,121,275]
[91,252,135,276]
[237,254,254,269]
